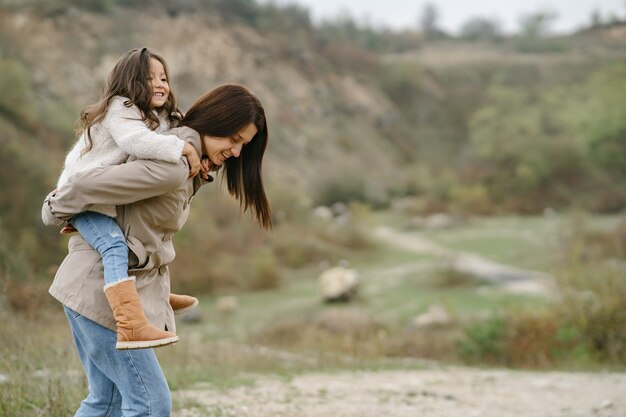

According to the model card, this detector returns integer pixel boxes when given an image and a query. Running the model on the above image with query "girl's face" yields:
[147,57,170,109]
[201,123,258,167]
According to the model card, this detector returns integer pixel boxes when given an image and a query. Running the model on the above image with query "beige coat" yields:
[43,126,205,332]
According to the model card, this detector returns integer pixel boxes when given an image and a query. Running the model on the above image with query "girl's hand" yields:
[200,157,212,180]
[182,143,201,178]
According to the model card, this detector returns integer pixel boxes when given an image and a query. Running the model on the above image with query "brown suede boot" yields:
[104,278,179,350]
[169,293,199,315]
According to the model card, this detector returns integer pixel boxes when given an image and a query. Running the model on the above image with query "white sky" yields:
[262,0,625,34]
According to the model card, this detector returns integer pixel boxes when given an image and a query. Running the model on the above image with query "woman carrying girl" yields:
[52,48,204,349]
[44,80,271,415]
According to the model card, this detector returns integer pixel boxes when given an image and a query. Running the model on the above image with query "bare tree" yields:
[460,17,503,42]
[518,10,558,38]
[590,8,602,28]
[419,3,440,39]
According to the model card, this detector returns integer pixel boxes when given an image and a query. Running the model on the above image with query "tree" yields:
[518,10,557,38]
[460,17,503,42]
[590,9,603,28]
[419,3,440,39]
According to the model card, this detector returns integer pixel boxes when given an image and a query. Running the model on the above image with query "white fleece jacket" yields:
[57,96,185,217]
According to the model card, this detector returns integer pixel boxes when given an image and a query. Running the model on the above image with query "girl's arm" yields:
[55,136,84,189]
[105,97,191,164]
[43,158,189,224]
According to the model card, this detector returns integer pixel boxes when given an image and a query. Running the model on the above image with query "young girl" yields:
[56,47,201,349]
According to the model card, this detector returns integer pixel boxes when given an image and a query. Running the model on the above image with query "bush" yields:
[459,316,508,365]
[458,311,588,368]
[448,184,492,215]
[555,217,626,363]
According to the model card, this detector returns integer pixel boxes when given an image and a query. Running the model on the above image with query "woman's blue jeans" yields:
[64,306,172,417]
[71,211,129,285]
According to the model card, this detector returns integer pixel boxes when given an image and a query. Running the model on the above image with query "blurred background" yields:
[1,0,625,415]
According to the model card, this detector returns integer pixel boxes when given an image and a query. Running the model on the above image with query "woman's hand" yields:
[182,143,201,178]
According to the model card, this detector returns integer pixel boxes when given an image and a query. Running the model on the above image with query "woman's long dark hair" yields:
[76,47,182,152]
[182,84,271,229]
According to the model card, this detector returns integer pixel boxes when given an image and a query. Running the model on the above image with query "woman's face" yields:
[201,122,258,167]
[147,57,170,109]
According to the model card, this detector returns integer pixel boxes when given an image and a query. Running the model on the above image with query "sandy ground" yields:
[174,367,626,417]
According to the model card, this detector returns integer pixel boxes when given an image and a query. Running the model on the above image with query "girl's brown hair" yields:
[76,47,182,152]
[182,84,271,229]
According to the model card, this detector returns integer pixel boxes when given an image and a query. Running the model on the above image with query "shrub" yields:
[458,316,508,365]
[458,311,587,368]
[558,271,626,364]
[448,184,492,215]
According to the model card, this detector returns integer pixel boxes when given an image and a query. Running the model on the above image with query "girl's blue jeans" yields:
[64,306,172,417]
[71,211,129,285]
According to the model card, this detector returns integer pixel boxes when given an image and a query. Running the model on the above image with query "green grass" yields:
[363,278,547,324]
[0,308,85,417]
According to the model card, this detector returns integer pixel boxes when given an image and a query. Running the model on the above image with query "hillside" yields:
[0,4,401,194]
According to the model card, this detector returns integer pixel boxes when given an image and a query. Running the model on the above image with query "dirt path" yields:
[374,226,553,295]
[174,367,626,417]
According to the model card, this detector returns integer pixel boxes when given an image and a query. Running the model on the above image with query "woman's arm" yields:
[43,158,188,223]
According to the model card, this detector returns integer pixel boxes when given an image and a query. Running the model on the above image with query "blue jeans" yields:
[64,306,172,417]
[72,212,129,285]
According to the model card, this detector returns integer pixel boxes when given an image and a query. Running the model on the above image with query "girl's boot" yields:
[104,277,179,349]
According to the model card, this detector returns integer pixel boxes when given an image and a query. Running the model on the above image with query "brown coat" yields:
[43,126,205,332]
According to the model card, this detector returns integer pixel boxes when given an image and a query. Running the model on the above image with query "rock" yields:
[423,213,456,230]
[331,202,349,217]
[215,296,239,315]
[390,196,419,213]
[599,399,614,409]
[411,305,452,328]
[543,207,556,217]
[33,369,50,378]
[0,373,9,384]
[319,267,360,302]
[314,308,378,335]
[312,206,333,221]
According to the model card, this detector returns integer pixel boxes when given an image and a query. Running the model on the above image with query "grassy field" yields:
[0,213,622,416]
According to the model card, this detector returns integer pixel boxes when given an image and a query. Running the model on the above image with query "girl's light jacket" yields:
[42,126,204,332]
[57,96,185,218]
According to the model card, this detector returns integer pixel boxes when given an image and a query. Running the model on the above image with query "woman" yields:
[42,84,271,416]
